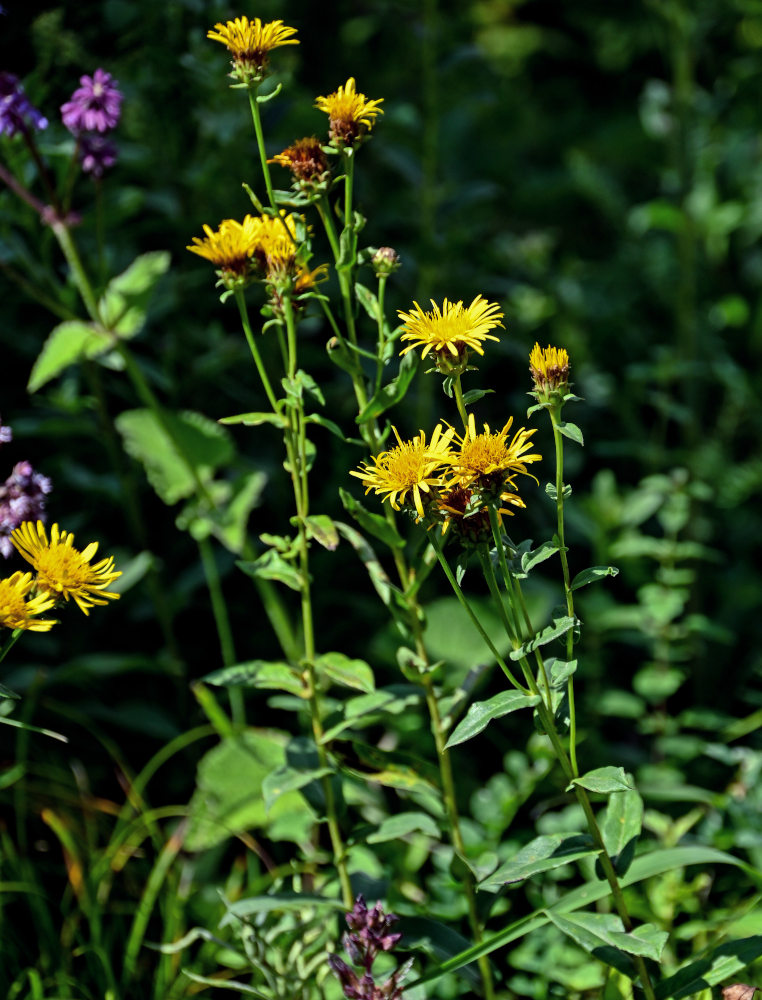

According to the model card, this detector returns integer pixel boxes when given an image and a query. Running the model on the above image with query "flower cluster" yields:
[328,895,411,1000]
[352,414,540,541]
[60,68,122,178]
[187,210,325,302]
[0,72,48,137]
[0,461,52,559]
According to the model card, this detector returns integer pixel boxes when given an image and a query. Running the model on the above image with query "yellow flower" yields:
[207,17,299,80]
[529,343,570,395]
[186,216,261,277]
[250,211,302,280]
[350,424,455,520]
[398,296,504,371]
[315,77,384,146]
[446,414,541,494]
[0,572,57,632]
[294,263,329,296]
[11,521,121,616]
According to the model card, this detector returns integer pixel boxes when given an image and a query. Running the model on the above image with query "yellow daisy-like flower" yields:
[398,296,504,371]
[11,521,121,616]
[446,414,541,493]
[207,17,299,80]
[529,343,570,395]
[250,211,302,279]
[350,424,455,520]
[0,572,57,632]
[186,215,261,277]
[315,77,384,146]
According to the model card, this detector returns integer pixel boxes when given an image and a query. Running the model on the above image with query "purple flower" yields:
[61,68,122,134]
[0,418,12,446]
[0,460,52,558]
[79,133,118,178]
[329,896,410,1000]
[0,72,48,137]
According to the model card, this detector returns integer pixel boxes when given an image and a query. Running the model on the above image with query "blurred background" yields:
[1,0,762,996]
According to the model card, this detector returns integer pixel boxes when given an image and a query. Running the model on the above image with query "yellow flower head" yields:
[0,571,58,632]
[350,424,455,520]
[11,521,121,616]
[186,216,261,280]
[207,17,299,81]
[315,77,384,146]
[249,211,308,284]
[398,296,504,373]
[446,414,541,496]
[269,137,330,186]
[529,343,570,395]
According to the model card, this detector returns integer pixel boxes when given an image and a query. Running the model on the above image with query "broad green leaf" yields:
[546,657,578,688]
[28,320,111,392]
[262,764,332,812]
[354,281,379,320]
[218,411,286,428]
[314,652,375,693]
[339,488,405,549]
[548,910,667,964]
[445,691,540,748]
[600,785,643,877]
[462,388,495,406]
[99,250,170,337]
[321,685,423,742]
[115,408,234,505]
[184,729,316,850]
[558,421,584,446]
[367,811,441,843]
[237,551,304,592]
[571,565,619,590]
[303,514,339,551]
[356,352,418,423]
[481,833,598,887]
[521,539,560,573]
[509,616,578,661]
[570,766,634,794]
[654,937,762,999]
[203,660,304,697]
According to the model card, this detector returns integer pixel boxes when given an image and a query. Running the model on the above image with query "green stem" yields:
[234,290,281,413]
[198,535,244,728]
[428,532,527,694]
[374,274,388,394]
[247,86,278,213]
[549,405,578,777]
[49,219,101,322]
[0,628,23,666]
[453,373,469,431]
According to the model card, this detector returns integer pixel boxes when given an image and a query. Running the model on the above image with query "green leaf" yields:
[356,352,418,423]
[654,937,762,999]
[569,766,634,794]
[221,892,346,922]
[425,596,514,673]
[571,565,619,590]
[28,320,111,391]
[366,811,441,844]
[481,833,599,887]
[547,911,667,965]
[218,411,286,428]
[115,408,234,504]
[203,660,304,697]
[334,521,399,610]
[546,657,578,689]
[462,388,495,406]
[0,682,21,700]
[237,551,304,592]
[177,470,266,554]
[520,539,560,573]
[184,729,316,850]
[321,685,423,742]
[445,691,541,748]
[303,514,339,551]
[545,483,572,500]
[99,250,171,337]
[305,413,347,441]
[314,652,375,693]
[509,616,578,660]
[338,741,439,795]
[339,488,405,549]
[558,421,584,446]
[354,281,379,320]
[600,784,643,877]
[262,764,332,812]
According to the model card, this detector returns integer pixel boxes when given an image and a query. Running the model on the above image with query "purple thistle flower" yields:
[61,68,122,134]
[0,72,48,137]
[79,133,118,178]
[0,460,52,559]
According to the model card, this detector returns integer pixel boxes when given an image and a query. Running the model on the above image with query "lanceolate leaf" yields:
[547,910,667,963]
[558,420,584,445]
[314,652,375,693]
[600,784,643,877]
[237,551,304,592]
[366,811,441,843]
[656,938,762,999]
[203,660,304,697]
[569,766,634,794]
[356,352,418,423]
[481,833,598,887]
[445,691,540,748]
[571,565,619,590]
[339,488,405,549]
[509,616,578,661]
